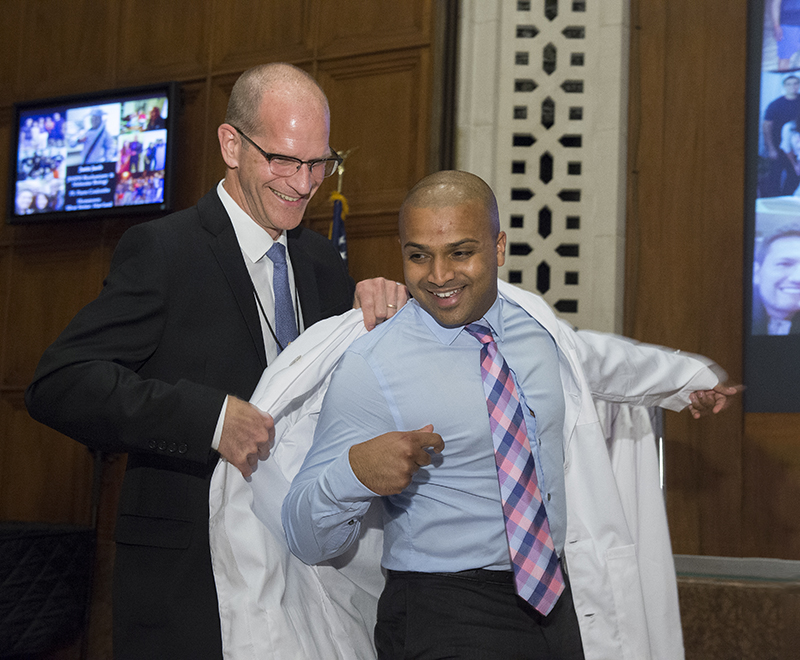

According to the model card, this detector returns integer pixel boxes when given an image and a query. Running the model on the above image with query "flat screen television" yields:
[744,0,800,411]
[7,82,178,224]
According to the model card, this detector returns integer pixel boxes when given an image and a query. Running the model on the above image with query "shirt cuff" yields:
[322,449,382,505]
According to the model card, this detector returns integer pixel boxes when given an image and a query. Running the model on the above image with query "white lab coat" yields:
[209,280,719,659]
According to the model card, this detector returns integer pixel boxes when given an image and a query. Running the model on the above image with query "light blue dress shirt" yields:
[282,294,567,573]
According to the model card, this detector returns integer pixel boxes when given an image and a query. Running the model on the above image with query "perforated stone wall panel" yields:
[457,0,629,332]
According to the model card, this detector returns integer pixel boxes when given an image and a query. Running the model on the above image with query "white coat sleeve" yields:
[571,327,723,411]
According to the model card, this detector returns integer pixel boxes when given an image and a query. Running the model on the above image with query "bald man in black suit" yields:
[26,63,406,660]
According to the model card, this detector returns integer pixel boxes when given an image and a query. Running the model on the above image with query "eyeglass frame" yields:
[230,124,342,179]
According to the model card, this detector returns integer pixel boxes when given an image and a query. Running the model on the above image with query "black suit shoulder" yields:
[25,189,354,461]
[287,224,355,326]
[24,190,261,463]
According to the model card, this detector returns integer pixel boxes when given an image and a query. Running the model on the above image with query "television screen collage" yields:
[745,0,800,411]
[14,94,169,217]
[753,1,800,338]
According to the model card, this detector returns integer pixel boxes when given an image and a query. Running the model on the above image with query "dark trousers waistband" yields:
[378,566,585,659]
[386,568,515,584]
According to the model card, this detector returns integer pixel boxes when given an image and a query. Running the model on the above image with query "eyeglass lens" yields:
[268,156,338,178]
[233,126,339,179]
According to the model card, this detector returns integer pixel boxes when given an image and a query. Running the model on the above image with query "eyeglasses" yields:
[231,125,342,180]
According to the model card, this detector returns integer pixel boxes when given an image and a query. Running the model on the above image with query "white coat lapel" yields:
[497,279,587,455]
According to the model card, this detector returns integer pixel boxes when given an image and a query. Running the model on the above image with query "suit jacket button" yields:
[168,442,177,453]
[178,443,188,454]
[158,440,167,451]
[148,440,157,450]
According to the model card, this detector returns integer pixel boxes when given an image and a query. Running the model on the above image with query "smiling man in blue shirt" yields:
[282,170,738,659]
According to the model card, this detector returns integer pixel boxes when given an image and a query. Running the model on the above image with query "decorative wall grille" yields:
[457,0,630,332]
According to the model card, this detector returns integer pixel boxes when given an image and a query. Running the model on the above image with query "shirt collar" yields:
[216,180,286,264]
[414,293,505,346]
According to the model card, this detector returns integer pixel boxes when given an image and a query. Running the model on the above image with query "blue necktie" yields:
[266,242,298,352]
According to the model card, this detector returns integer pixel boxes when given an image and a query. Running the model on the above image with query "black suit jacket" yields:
[25,188,355,659]
[752,289,800,335]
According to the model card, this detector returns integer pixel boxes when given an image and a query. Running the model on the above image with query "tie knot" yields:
[266,242,287,265]
[464,322,494,345]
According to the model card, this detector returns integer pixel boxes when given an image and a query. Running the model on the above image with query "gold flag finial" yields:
[335,148,356,193]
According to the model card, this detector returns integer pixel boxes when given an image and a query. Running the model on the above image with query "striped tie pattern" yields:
[464,322,565,615]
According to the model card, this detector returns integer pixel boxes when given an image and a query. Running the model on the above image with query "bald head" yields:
[400,170,500,237]
[225,62,329,135]
[398,171,506,327]
[218,62,332,238]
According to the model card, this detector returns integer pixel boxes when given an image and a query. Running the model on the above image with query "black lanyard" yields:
[251,282,301,353]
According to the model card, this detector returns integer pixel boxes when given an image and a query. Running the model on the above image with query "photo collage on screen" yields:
[752,0,800,337]
[15,95,169,216]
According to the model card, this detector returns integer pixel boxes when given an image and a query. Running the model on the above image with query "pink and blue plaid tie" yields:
[465,322,565,615]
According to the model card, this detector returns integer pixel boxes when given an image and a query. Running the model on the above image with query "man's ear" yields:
[218,124,240,170]
[496,231,507,268]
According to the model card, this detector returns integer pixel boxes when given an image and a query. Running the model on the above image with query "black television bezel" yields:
[743,0,800,412]
[7,81,179,225]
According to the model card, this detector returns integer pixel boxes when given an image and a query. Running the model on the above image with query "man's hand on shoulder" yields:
[688,383,743,419]
[349,425,444,496]
[218,396,275,478]
[353,277,409,331]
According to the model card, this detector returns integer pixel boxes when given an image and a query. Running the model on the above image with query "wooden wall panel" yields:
[5,244,105,386]
[307,208,405,285]
[0,248,10,376]
[207,74,240,192]
[0,2,23,108]
[174,81,214,210]
[313,51,432,224]
[18,0,117,100]
[117,0,210,85]
[316,0,431,59]
[743,414,800,557]
[628,0,753,557]
[0,394,93,524]
[209,0,314,73]
[343,233,404,285]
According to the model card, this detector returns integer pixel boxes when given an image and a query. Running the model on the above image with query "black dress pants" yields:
[376,569,585,660]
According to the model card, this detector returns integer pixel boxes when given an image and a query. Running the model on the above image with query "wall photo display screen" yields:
[8,82,178,224]
[745,0,800,411]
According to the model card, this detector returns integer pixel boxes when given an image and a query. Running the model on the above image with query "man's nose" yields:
[287,163,315,195]
[428,257,454,286]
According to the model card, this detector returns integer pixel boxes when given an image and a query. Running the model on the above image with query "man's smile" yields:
[432,287,464,299]
[271,188,304,203]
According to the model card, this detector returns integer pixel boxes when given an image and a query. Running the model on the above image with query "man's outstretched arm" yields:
[687,383,743,419]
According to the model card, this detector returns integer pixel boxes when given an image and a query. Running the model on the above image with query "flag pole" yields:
[336,148,353,193]
[329,149,354,266]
